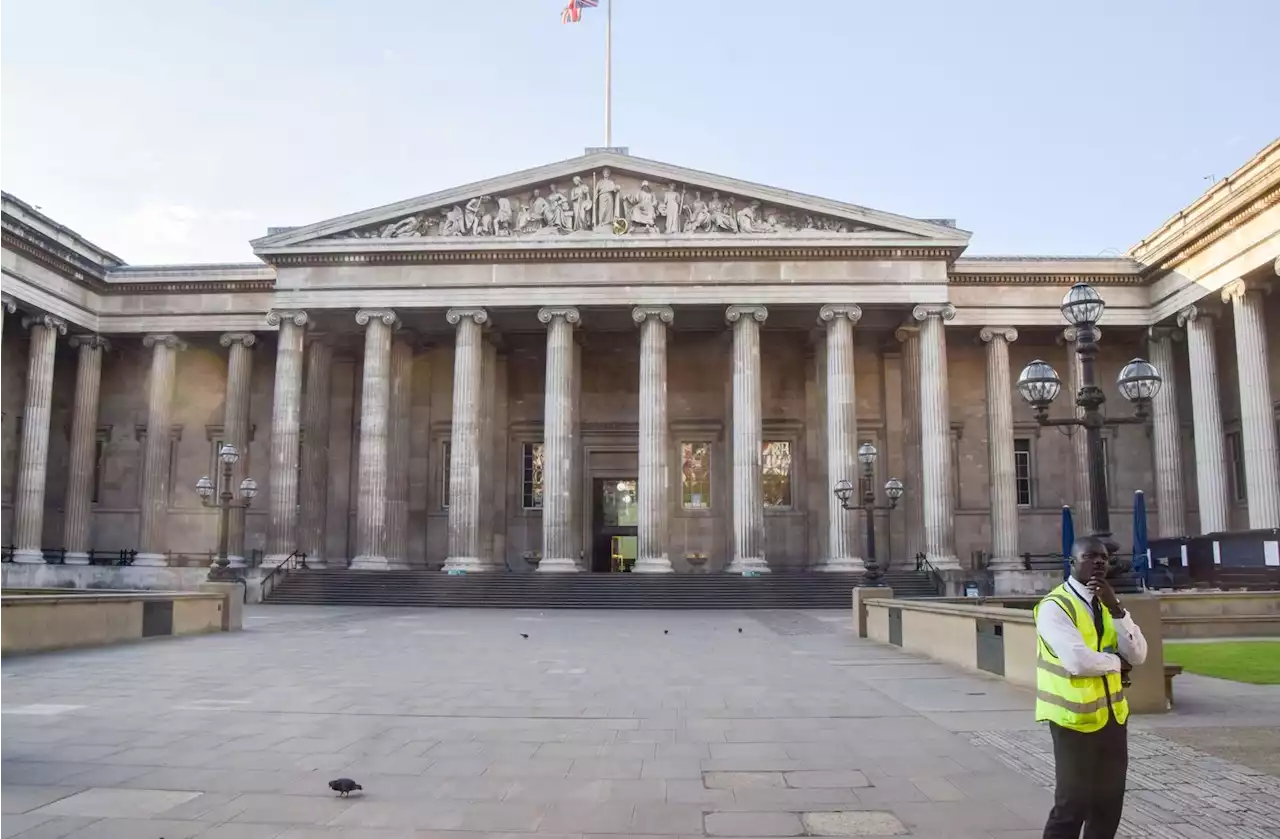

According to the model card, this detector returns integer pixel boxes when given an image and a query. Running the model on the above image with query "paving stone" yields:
[1,786,84,815]
[801,810,908,836]
[704,810,804,836]
[783,770,870,789]
[703,771,785,790]
[32,788,202,819]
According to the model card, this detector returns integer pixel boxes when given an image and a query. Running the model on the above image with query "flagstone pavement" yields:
[3,606,1279,839]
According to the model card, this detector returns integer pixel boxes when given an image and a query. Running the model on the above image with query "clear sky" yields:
[2,0,1277,265]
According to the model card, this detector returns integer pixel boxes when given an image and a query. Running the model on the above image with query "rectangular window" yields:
[1014,438,1033,507]
[761,441,792,508]
[91,435,107,504]
[441,440,451,509]
[680,442,712,509]
[521,442,545,510]
[209,438,226,484]
[857,439,874,500]
[1227,431,1246,502]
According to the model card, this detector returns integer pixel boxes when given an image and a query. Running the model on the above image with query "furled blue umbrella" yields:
[1132,490,1150,590]
[1061,506,1075,580]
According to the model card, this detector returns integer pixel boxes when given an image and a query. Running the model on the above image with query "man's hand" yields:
[1088,570,1122,615]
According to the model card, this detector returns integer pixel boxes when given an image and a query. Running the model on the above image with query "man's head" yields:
[1070,536,1110,584]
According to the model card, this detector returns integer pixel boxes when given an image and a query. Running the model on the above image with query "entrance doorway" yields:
[591,478,638,572]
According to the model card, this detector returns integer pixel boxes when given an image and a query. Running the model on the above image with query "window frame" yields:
[761,439,794,510]
[1226,430,1246,503]
[679,441,713,511]
[520,441,545,511]
[441,439,452,510]
[1013,437,1034,508]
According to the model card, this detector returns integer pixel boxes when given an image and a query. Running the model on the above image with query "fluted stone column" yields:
[351,309,397,569]
[980,327,1020,574]
[538,307,581,572]
[136,333,185,566]
[1222,279,1280,529]
[913,304,959,569]
[444,308,488,571]
[633,306,674,573]
[478,336,499,568]
[219,332,256,567]
[1060,327,1097,528]
[298,336,333,567]
[895,326,925,564]
[1,294,14,342]
[819,305,864,572]
[1176,305,1229,533]
[63,335,109,564]
[263,311,307,566]
[384,336,414,569]
[726,305,769,573]
[12,315,67,563]
[1146,327,1187,537]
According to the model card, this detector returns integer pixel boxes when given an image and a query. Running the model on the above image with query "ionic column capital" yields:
[2,294,16,314]
[69,334,111,351]
[355,309,397,328]
[632,305,674,325]
[538,306,580,325]
[22,314,68,335]
[219,332,258,349]
[1059,325,1101,345]
[446,307,489,326]
[978,326,1018,344]
[818,304,862,326]
[1221,277,1272,304]
[142,333,186,351]
[725,304,767,324]
[893,324,919,343]
[911,303,956,323]
[1146,326,1182,343]
[267,309,309,328]
[1176,304,1216,328]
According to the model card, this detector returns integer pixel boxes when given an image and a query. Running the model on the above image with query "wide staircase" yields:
[263,569,939,609]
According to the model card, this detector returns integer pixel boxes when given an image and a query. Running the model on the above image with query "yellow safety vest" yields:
[1034,582,1129,732]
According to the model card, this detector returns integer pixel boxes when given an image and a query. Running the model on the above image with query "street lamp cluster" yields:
[195,443,257,578]
[833,442,904,586]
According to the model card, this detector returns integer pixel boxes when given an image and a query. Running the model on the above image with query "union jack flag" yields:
[561,0,598,24]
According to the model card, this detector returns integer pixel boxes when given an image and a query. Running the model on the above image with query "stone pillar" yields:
[384,336,414,569]
[1146,327,1187,537]
[1176,305,1230,533]
[219,332,256,567]
[538,307,581,572]
[11,315,67,563]
[478,337,499,568]
[1222,279,1280,529]
[726,305,769,573]
[444,308,488,571]
[1060,327,1097,528]
[351,308,397,569]
[298,336,333,567]
[263,310,307,566]
[895,325,925,564]
[912,304,959,569]
[633,306,674,573]
[136,333,185,566]
[980,327,1020,572]
[819,304,863,572]
[63,334,109,564]
[1,294,14,341]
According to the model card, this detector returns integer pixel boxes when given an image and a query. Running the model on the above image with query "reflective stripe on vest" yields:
[1034,582,1129,732]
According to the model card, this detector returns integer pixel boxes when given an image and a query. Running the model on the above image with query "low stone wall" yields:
[1155,589,1280,638]
[864,594,1167,714]
[1,564,262,602]
[2,590,232,656]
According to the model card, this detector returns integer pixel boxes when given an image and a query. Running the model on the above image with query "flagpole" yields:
[604,0,612,146]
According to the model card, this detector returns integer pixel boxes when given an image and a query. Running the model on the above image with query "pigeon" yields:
[663,630,668,635]
[329,778,363,797]
[738,628,743,633]
[520,633,529,639]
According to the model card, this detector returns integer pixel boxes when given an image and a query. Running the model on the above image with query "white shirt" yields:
[1035,577,1148,677]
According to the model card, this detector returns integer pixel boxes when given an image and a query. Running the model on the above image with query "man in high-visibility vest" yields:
[1035,535,1148,838]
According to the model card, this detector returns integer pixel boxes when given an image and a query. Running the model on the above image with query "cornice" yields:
[947,272,1146,286]
[107,280,276,295]
[1,223,109,292]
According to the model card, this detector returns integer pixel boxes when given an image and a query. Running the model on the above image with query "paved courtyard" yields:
[3,607,1279,839]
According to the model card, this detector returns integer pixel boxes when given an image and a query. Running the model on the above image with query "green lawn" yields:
[1164,641,1280,685]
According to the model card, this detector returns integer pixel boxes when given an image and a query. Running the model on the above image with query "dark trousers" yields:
[1044,719,1128,839]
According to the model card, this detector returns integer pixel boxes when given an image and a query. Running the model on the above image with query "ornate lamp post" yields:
[1015,283,1161,593]
[196,443,258,580]
[833,442,905,586]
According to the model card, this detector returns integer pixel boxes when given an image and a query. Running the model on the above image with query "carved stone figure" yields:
[494,196,513,236]
[595,168,619,228]
[528,189,549,233]
[441,205,466,236]
[683,191,710,233]
[736,201,764,234]
[465,196,494,237]
[545,184,572,232]
[570,176,592,232]
[659,184,682,235]
[625,181,658,233]
[387,215,423,238]
[708,192,736,233]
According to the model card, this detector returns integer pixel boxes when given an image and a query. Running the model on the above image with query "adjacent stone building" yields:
[3,143,1278,582]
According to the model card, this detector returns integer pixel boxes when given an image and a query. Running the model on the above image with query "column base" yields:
[993,569,1062,596]
[538,557,580,573]
[442,556,493,573]
[817,557,865,573]
[132,553,168,567]
[349,554,391,570]
[63,551,90,566]
[13,549,45,564]
[304,557,328,570]
[632,555,674,573]
[261,554,294,568]
[726,556,771,574]
[226,554,246,569]
[924,552,961,571]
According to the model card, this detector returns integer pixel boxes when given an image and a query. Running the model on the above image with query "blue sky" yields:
[2,0,1276,264]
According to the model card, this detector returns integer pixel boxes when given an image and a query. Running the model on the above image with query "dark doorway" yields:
[591,478,638,572]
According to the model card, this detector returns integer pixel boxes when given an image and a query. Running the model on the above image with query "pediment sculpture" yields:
[327,169,877,241]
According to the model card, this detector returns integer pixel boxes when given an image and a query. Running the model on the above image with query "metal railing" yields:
[914,552,946,596]
[2,547,137,566]
[260,550,309,602]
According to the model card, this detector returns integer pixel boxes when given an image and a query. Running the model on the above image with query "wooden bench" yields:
[1164,664,1184,710]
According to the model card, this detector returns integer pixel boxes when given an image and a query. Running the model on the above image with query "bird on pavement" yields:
[329,778,363,797]
[520,633,529,639]
[738,628,743,633]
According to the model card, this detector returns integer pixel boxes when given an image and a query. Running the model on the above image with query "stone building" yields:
[2,143,1278,586]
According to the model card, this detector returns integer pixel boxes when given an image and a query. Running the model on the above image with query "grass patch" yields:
[1164,641,1280,685]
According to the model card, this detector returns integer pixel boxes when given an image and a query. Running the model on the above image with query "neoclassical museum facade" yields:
[2,144,1278,582]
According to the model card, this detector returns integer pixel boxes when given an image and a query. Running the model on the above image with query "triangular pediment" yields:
[252,152,970,254]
